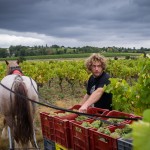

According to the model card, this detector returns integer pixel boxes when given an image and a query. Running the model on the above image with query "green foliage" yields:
[105,57,150,114]
[0,48,9,58]
[18,56,26,63]
[105,78,134,112]
[131,109,150,150]
[6,44,145,58]
[142,109,150,123]
[0,57,149,115]
[0,62,6,80]
[134,59,150,106]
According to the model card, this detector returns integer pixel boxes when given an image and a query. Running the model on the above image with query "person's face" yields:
[91,61,103,77]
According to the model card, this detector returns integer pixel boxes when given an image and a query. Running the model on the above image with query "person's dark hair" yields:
[85,53,107,72]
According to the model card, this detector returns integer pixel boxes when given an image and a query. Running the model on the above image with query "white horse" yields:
[0,60,39,149]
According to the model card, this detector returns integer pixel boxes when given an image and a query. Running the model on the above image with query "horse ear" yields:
[5,60,9,65]
[16,60,20,65]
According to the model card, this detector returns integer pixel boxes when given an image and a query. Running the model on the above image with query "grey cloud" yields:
[0,0,150,47]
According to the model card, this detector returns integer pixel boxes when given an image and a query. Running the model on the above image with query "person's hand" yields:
[78,105,88,113]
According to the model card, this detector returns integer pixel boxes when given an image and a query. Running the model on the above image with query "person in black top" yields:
[79,53,112,113]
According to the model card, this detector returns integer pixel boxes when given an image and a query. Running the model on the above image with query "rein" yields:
[0,81,141,122]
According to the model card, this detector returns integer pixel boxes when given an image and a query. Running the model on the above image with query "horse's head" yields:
[5,60,23,75]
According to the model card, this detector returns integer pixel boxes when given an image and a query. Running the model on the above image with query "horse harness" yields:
[8,66,24,76]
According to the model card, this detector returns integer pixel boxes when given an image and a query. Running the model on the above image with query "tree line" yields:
[0,44,150,58]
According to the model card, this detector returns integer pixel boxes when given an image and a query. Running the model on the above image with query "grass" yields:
[0,52,142,61]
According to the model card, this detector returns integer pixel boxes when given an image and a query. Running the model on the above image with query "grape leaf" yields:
[131,121,150,150]
[143,109,150,123]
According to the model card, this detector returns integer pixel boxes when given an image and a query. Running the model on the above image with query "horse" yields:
[0,60,39,149]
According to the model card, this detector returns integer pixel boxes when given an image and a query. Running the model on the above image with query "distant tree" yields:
[20,48,26,56]
[9,45,16,56]
[0,48,8,58]
[51,45,60,48]
[64,48,67,53]
[73,49,76,53]
[9,45,27,56]
[18,56,26,63]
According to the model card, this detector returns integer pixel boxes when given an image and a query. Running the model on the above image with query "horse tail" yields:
[13,78,33,145]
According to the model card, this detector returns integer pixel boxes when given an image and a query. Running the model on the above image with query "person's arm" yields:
[79,94,90,105]
[79,87,104,113]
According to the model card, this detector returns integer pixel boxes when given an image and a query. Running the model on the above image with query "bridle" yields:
[8,66,24,76]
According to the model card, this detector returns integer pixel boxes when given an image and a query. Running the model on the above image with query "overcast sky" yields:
[0,0,150,48]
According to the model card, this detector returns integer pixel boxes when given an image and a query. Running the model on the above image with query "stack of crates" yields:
[54,107,109,150]
[70,110,135,150]
[40,105,80,149]
[40,112,55,141]
[53,106,109,149]
[40,106,141,150]
[88,110,138,150]
[40,105,109,150]
[40,112,56,150]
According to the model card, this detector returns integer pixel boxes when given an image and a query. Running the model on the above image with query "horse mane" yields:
[13,76,33,144]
